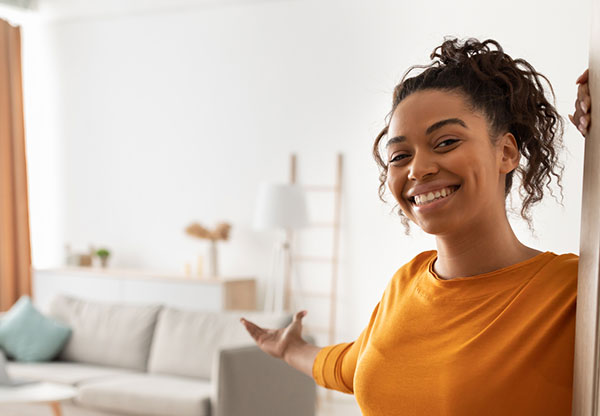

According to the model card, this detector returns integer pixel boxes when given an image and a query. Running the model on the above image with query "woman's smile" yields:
[406,183,461,206]
[409,184,460,209]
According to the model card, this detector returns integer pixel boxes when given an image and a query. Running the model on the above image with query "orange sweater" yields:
[312,250,578,415]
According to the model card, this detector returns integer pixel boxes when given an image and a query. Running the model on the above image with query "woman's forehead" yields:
[389,89,483,135]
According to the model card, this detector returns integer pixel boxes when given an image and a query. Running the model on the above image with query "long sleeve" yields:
[311,302,380,394]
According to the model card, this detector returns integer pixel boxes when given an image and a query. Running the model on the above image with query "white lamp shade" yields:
[253,183,309,230]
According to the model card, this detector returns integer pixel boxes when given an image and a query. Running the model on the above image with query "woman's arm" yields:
[283,338,322,377]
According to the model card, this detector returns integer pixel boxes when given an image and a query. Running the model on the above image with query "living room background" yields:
[3,0,590,341]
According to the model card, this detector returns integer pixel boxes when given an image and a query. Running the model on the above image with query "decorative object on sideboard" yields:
[64,244,95,267]
[95,248,111,268]
[185,222,231,278]
[253,183,308,313]
[196,254,204,278]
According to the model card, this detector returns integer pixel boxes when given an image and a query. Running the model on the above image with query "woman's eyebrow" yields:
[425,118,468,135]
[386,135,406,147]
[386,118,468,148]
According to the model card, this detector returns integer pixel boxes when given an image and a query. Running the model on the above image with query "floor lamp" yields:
[253,183,308,313]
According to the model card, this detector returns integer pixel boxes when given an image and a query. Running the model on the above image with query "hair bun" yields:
[431,37,504,66]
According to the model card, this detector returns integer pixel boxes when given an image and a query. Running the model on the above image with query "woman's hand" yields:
[240,310,308,360]
[569,68,591,136]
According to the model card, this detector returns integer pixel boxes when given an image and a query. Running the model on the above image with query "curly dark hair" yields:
[372,37,564,232]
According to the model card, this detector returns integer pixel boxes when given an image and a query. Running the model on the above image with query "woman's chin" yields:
[413,217,460,236]
[402,207,465,236]
[417,223,451,236]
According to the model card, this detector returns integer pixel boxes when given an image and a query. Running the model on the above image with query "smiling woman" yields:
[241,37,592,416]
[369,38,571,281]
[374,38,564,234]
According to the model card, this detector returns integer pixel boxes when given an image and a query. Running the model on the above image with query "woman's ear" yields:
[498,132,520,174]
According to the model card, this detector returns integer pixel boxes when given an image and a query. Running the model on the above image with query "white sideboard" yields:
[33,267,256,313]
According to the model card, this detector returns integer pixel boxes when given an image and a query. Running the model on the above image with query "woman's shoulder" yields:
[394,250,437,274]
[530,251,578,295]
[387,250,437,287]
[545,251,578,274]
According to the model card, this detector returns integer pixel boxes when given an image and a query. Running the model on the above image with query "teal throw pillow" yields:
[0,296,72,361]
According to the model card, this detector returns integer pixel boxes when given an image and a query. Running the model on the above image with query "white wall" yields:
[12,0,591,342]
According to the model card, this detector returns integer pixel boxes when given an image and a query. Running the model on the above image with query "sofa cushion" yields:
[148,308,291,379]
[48,295,161,371]
[6,361,136,386]
[0,296,71,361]
[76,373,211,416]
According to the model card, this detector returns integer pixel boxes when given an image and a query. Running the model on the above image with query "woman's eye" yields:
[437,138,459,148]
[389,154,410,163]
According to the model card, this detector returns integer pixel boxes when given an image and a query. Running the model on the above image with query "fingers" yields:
[571,69,591,136]
[570,112,590,136]
[576,68,589,84]
[293,310,308,322]
[240,318,267,341]
[580,113,591,130]
[581,93,591,114]
[577,82,590,105]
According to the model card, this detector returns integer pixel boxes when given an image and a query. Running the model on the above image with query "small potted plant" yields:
[95,248,111,268]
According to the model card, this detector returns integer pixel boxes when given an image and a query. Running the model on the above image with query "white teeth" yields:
[411,186,457,207]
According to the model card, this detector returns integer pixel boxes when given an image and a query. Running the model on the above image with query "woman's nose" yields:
[408,151,439,181]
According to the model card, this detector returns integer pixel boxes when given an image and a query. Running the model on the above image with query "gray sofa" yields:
[2,295,316,416]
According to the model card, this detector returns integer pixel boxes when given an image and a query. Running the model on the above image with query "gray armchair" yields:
[212,345,317,416]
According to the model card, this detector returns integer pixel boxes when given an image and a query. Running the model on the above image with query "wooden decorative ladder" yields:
[284,153,343,348]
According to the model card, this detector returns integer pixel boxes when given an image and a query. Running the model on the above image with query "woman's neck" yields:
[432,215,542,280]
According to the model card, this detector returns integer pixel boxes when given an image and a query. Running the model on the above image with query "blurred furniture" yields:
[253,182,308,312]
[33,268,256,312]
[287,154,343,403]
[0,382,77,416]
[288,154,343,346]
[2,294,316,416]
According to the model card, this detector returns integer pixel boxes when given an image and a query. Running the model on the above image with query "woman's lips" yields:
[410,185,460,212]
[409,185,460,206]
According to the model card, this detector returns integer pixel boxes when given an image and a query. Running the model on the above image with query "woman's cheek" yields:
[387,173,408,209]
[387,171,401,199]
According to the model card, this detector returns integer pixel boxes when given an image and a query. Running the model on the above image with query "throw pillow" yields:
[0,296,72,361]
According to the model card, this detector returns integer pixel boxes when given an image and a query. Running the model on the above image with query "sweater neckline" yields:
[416,250,556,301]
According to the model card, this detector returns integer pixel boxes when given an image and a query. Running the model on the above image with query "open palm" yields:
[240,310,307,359]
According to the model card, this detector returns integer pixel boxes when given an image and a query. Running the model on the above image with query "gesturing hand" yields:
[569,69,591,137]
[240,310,308,360]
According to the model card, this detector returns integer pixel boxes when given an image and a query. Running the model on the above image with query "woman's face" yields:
[386,89,518,235]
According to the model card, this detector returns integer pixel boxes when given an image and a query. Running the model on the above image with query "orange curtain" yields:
[0,19,32,311]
